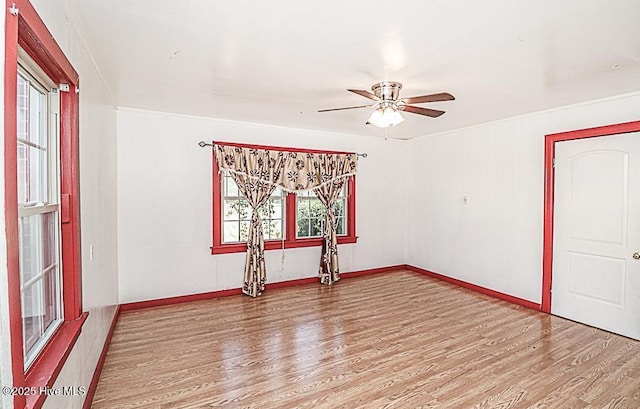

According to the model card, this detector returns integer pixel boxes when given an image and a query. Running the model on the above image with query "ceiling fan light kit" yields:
[367,104,405,128]
[319,81,454,128]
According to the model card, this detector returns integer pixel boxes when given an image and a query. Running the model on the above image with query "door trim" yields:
[542,120,640,313]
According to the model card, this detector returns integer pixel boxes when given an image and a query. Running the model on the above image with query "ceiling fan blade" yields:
[402,105,446,117]
[318,104,372,113]
[403,92,455,104]
[347,89,379,101]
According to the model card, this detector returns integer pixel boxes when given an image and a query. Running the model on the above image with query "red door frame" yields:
[541,120,640,313]
[4,2,83,408]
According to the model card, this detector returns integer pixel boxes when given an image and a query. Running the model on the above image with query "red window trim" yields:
[4,2,84,408]
[210,145,357,255]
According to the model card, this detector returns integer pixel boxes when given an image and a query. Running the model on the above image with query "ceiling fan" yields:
[318,81,454,128]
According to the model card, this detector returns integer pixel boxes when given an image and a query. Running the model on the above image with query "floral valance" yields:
[214,143,358,192]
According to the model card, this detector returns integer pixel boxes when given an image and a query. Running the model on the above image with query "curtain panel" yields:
[214,143,358,297]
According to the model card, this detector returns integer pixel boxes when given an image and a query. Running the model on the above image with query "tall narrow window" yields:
[16,65,62,369]
[221,174,285,243]
[296,183,347,238]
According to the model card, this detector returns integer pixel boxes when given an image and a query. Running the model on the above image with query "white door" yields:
[552,132,640,340]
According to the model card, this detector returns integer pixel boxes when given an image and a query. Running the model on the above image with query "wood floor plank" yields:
[91,271,640,408]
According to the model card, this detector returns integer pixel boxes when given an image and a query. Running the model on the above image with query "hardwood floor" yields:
[91,271,640,408]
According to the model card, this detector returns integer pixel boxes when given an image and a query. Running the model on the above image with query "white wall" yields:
[116,108,407,303]
[27,2,119,409]
[406,91,640,303]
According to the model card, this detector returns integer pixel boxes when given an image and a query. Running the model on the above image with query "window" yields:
[296,186,346,238]
[222,174,284,242]
[211,145,357,254]
[17,66,63,369]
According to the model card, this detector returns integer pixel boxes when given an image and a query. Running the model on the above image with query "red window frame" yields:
[4,2,86,409]
[211,142,357,254]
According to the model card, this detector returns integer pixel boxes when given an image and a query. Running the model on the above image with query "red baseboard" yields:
[82,306,120,409]
[120,288,243,312]
[120,265,406,312]
[404,265,541,311]
[341,264,406,278]
[265,277,318,289]
[122,264,539,313]
[266,265,406,290]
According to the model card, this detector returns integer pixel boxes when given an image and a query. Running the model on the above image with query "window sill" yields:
[211,236,358,255]
[25,312,88,409]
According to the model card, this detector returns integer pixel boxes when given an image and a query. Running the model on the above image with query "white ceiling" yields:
[63,0,640,139]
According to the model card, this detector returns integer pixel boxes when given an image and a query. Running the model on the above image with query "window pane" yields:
[17,75,29,139]
[262,219,281,240]
[22,269,60,362]
[16,139,47,205]
[333,199,345,217]
[296,194,328,238]
[222,176,285,243]
[22,279,44,356]
[259,195,284,241]
[304,198,325,238]
[296,198,309,218]
[296,184,348,238]
[270,198,282,219]
[336,217,345,235]
[43,266,59,330]
[268,220,283,239]
[19,215,41,284]
[296,198,309,237]
[309,198,325,218]
[310,218,324,237]
[223,221,240,243]
[28,84,47,147]
[224,200,250,221]
[223,200,239,220]
[42,212,58,269]
[19,213,60,281]
[28,145,47,204]
[19,212,61,351]
[17,73,48,205]
[223,175,239,197]
[17,142,28,204]
[334,198,347,236]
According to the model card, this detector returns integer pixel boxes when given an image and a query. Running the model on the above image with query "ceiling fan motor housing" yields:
[372,81,402,101]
